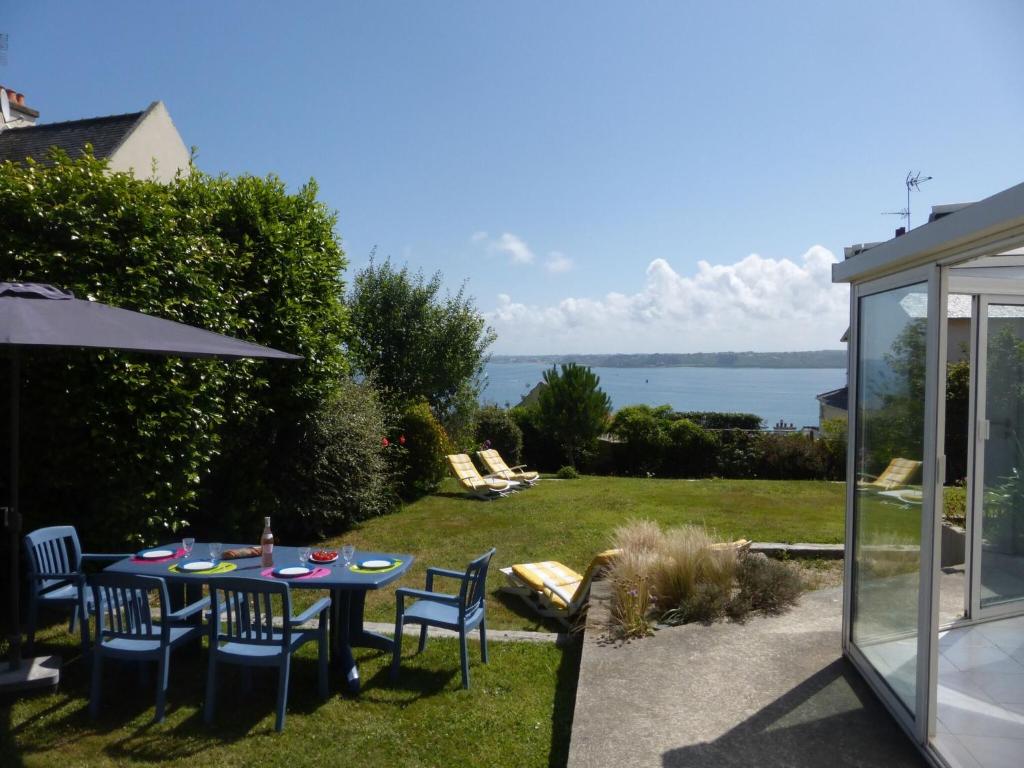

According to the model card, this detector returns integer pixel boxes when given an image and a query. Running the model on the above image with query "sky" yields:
[4,1,1024,354]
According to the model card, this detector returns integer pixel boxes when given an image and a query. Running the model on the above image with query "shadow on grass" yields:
[660,658,924,767]
[549,638,582,768]
[494,591,569,634]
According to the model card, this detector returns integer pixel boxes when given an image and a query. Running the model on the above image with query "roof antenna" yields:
[883,171,933,232]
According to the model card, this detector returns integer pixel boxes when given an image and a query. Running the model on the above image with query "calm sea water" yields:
[481,362,846,428]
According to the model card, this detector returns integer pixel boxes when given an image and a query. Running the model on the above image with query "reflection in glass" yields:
[851,283,927,714]
[980,307,1024,608]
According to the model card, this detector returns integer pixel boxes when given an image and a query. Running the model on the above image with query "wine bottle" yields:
[261,516,274,567]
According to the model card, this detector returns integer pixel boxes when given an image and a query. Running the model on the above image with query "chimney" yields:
[0,86,39,128]
[895,226,906,237]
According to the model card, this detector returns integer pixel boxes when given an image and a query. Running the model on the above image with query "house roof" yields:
[0,108,147,165]
[816,386,848,411]
[834,180,1024,284]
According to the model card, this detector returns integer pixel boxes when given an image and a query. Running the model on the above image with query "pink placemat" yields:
[260,566,331,580]
[132,547,186,564]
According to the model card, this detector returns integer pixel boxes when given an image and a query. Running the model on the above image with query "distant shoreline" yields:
[489,350,846,370]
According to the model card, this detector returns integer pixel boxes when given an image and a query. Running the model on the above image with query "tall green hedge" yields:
[0,150,349,546]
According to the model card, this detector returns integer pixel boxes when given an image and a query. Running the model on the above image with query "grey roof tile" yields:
[0,111,143,165]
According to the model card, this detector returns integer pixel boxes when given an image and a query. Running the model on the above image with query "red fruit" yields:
[399,435,406,445]
[381,437,390,447]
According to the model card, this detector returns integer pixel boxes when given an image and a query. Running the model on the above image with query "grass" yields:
[3,623,578,768]
[318,476,846,631]
[3,475,846,767]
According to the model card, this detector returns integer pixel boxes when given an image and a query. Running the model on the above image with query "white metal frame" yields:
[967,294,1024,621]
[843,264,944,749]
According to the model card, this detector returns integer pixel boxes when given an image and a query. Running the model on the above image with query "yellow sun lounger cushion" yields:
[511,549,620,610]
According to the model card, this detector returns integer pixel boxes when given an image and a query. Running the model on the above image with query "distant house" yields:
[0,88,189,182]
[816,386,848,423]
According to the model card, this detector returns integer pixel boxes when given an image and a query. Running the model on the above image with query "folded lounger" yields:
[856,457,922,491]
[476,448,540,486]
[447,453,519,499]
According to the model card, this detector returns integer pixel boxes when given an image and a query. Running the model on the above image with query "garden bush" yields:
[610,405,670,476]
[756,432,827,480]
[0,150,350,547]
[728,553,803,620]
[556,465,580,479]
[663,418,719,477]
[475,405,523,465]
[513,404,569,472]
[714,429,763,479]
[394,400,451,500]
[674,411,762,430]
[282,377,397,539]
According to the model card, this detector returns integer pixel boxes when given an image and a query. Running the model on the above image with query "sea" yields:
[480,362,847,428]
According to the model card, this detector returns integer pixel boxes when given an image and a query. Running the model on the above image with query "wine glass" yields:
[341,544,355,569]
[209,542,223,565]
[299,547,312,569]
[182,537,195,557]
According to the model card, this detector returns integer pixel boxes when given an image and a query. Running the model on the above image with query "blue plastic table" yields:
[104,543,414,693]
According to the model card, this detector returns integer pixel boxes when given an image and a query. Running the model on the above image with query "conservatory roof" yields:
[833,180,1024,284]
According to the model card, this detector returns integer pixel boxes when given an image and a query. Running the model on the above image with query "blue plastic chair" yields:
[391,548,496,689]
[23,525,130,654]
[88,572,209,722]
[204,577,330,732]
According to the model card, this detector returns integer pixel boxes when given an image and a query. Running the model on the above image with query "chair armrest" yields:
[425,567,467,592]
[541,578,574,607]
[290,597,331,626]
[396,588,460,605]
[508,464,529,471]
[82,553,133,563]
[167,596,211,622]
[31,570,82,581]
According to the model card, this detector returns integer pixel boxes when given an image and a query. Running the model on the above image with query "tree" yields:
[347,258,495,440]
[536,364,612,468]
[610,405,671,475]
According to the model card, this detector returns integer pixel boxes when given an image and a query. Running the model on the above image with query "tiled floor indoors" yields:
[932,615,1024,768]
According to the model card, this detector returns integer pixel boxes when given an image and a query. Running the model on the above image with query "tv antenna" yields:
[882,171,933,231]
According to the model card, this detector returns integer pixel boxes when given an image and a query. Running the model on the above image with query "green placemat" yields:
[169,562,237,575]
[349,558,404,574]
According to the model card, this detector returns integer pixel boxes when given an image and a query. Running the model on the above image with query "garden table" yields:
[104,543,414,693]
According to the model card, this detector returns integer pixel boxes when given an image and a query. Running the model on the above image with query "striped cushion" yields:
[511,561,583,608]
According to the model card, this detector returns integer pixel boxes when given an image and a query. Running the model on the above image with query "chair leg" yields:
[459,630,470,689]
[155,647,170,723]
[79,606,91,657]
[318,626,329,700]
[204,655,217,726]
[275,656,291,733]
[417,624,428,654]
[68,604,78,634]
[390,617,404,681]
[89,653,103,719]
[480,616,489,664]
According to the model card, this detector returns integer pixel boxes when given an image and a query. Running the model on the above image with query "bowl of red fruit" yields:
[310,549,338,564]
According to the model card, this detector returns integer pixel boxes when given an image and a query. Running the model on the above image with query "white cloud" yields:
[545,251,573,274]
[485,245,850,354]
[471,231,536,265]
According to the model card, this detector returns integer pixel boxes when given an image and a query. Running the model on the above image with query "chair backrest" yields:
[458,548,496,618]
[874,458,922,489]
[90,572,169,642]
[447,454,485,487]
[208,577,292,649]
[570,549,621,612]
[476,449,502,473]
[24,525,83,595]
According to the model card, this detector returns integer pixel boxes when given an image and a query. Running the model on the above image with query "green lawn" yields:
[324,476,846,631]
[3,476,844,767]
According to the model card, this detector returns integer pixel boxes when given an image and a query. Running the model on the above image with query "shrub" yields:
[610,405,670,476]
[537,364,612,468]
[513,404,564,471]
[820,418,847,480]
[728,554,803,620]
[556,465,580,480]
[608,547,657,639]
[0,151,349,547]
[756,433,827,480]
[715,429,763,478]
[674,412,762,430]
[283,378,397,539]
[395,400,451,500]
[664,418,719,477]
[475,405,524,464]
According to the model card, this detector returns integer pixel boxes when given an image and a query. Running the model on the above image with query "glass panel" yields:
[980,304,1024,609]
[851,282,928,714]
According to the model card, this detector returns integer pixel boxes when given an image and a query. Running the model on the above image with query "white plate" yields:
[139,549,174,559]
[275,566,310,577]
[181,561,215,571]
[359,559,392,569]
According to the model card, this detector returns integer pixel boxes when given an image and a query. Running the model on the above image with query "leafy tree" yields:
[665,418,719,477]
[536,364,612,468]
[347,258,495,442]
[475,405,524,465]
[610,405,671,475]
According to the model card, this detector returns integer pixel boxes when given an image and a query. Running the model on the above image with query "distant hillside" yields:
[490,350,846,369]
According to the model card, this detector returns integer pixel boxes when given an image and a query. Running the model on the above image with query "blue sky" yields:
[4,1,1024,353]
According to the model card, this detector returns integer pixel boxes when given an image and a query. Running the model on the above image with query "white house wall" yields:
[108,101,190,182]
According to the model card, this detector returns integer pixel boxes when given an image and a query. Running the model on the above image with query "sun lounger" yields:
[477,448,539,486]
[857,457,922,491]
[447,453,519,499]
[499,549,620,625]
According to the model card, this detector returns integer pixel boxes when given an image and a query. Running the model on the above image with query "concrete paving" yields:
[567,582,927,768]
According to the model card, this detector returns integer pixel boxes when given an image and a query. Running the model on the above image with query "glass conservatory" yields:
[834,180,1024,768]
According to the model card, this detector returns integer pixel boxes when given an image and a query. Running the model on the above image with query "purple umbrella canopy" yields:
[1,282,300,674]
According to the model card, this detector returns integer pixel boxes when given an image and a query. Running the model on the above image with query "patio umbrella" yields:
[0,282,300,677]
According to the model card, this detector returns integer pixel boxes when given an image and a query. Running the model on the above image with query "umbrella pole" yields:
[7,348,20,671]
